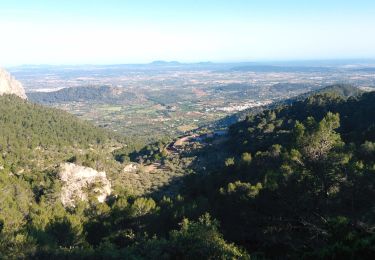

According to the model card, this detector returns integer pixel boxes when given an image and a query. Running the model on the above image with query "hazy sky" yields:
[0,0,375,65]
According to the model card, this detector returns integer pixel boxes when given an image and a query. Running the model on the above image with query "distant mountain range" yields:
[150,60,182,66]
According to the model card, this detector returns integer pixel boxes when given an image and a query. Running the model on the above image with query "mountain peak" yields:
[150,60,181,66]
[0,68,27,99]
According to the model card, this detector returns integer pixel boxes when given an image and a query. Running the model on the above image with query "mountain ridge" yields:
[212,84,366,129]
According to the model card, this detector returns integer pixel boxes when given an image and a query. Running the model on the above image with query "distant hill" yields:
[28,85,137,104]
[228,86,373,154]
[213,84,365,128]
[319,83,365,96]
[150,60,181,66]
[285,84,364,103]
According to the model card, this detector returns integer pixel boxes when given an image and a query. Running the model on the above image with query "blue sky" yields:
[0,0,374,65]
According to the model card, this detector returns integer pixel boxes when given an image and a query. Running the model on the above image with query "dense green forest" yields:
[1,88,375,259]
[0,94,133,172]
[0,94,112,148]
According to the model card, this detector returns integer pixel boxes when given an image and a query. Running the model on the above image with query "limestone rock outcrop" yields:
[0,68,27,99]
[58,163,111,207]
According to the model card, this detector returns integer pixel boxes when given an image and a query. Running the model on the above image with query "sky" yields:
[0,0,375,65]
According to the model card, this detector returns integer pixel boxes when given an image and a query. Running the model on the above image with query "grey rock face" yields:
[0,68,27,99]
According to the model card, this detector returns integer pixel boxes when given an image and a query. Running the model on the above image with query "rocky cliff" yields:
[0,68,27,99]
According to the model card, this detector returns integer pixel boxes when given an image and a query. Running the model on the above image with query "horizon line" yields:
[5,58,375,68]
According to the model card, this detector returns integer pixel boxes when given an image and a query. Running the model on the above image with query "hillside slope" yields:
[0,95,115,168]
[28,85,137,104]
[1,87,375,259]
[0,95,110,147]
[178,89,375,258]
[0,95,124,256]
[0,94,247,259]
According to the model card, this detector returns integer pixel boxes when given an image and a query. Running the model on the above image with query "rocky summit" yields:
[0,68,27,99]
